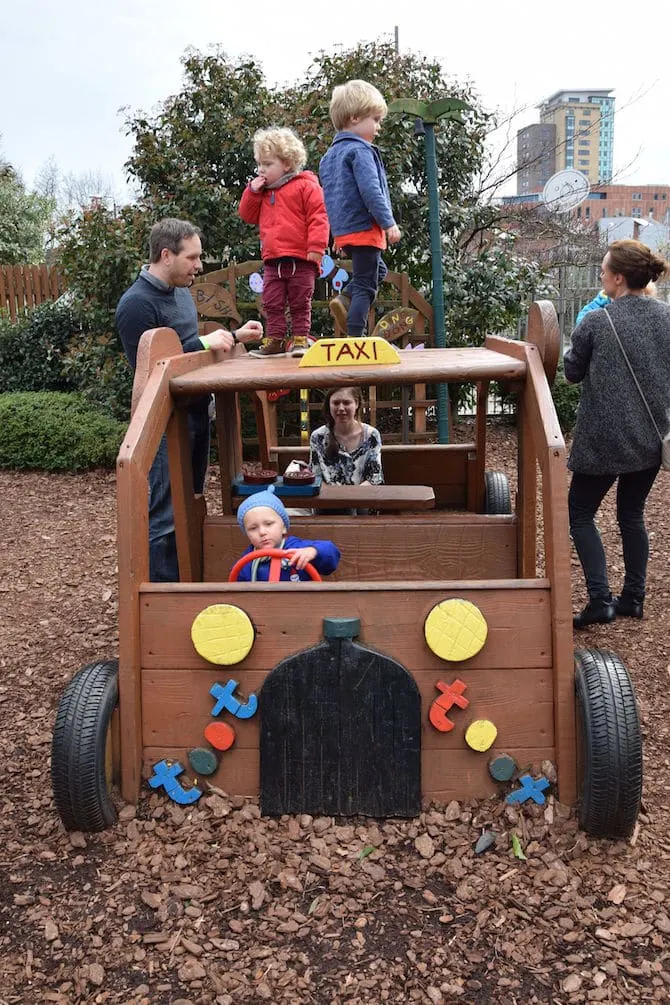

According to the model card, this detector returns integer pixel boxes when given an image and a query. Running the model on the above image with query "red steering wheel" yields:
[228,548,322,583]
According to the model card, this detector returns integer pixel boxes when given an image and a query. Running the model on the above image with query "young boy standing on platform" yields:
[319,80,401,337]
[235,487,340,582]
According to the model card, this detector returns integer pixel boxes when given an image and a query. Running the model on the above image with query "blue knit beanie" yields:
[237,485,290,531]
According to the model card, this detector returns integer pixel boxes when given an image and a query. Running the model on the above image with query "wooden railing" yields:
[0,264,65,320]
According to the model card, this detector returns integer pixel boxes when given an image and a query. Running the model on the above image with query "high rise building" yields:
[516,89,615,194]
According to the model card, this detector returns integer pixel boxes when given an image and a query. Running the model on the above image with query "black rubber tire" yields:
[484,471,512,514]
[575,648,642,839]
[51,659,119,832]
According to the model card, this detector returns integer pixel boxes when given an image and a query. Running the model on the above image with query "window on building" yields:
[579,119,590,126]
[631,208,641,218]
[578,140,590,146]
[585,207,590,218]
[632,193,642,200]
[654,194,659,200]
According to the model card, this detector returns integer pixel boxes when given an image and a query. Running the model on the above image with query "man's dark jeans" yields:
[149,403,210,582]
[341,246,388,336]
[568,465,659,602]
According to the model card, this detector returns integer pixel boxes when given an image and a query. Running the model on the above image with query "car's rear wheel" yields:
[484,471,512,514]
[575,648,642,839]
[52,659,119,832]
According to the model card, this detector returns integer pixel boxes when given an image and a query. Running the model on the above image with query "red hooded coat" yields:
[238,171,330,262]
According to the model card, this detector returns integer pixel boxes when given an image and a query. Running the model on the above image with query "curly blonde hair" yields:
[329,80,387,131]
[252,127,307,171]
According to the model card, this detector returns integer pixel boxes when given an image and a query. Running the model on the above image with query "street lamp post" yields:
[388,97,470,443]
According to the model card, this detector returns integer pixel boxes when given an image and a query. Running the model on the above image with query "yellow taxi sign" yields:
[299,337,400,368]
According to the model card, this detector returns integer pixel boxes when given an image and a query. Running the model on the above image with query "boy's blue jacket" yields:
[575,291,611,327]
[235,535,340,582]
[319,132,396,236]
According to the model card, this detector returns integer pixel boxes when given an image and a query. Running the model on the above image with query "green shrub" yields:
[0,392,126,470]
[551,373,581,434]
[0,300,85,394]
[61,329,132,421]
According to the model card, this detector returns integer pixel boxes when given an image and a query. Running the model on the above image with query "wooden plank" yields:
[39,264,49,301]
[141,666,553,749]
[214,391,241,515]
[117,462,148,803]
[422,747,555,802]
[473,381,489,512]
[6,266,16,321]
[13,266,24,315]
[170,348,527,397]
[23,265,34,309]
[30,265,41,305]
[0,267,7,316]
[131,327,183,417]
[139,584,552,672]
[141,745,554,802]
[232,484,436,512]
[203,514,518,582]
[517,397,537,577]
[166,403,202,582]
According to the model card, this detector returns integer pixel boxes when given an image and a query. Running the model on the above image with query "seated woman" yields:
[309,386,384,486]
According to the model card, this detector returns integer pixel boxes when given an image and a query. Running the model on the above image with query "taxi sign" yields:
[298,336,400,368]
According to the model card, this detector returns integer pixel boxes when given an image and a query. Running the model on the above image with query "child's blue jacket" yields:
[319,132,396,236]
[575,291,611,327]
[235,535,340,582]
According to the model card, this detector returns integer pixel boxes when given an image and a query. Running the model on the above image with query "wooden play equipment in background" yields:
[189,260,434,447]
[51,303,643,842]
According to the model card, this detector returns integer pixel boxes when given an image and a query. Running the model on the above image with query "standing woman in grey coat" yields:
[564,239,670,629]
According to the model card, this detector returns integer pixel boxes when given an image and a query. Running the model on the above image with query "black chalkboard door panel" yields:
[260,637,421,817]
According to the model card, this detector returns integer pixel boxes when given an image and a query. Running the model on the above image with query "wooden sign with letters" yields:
[298,336,400,368]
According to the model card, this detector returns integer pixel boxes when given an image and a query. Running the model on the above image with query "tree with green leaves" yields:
[0,165,53,265]
[58,38,552,344]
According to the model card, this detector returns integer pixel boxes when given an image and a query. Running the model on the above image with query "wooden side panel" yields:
[166,403,202,582]
[139,584,552,672]
[203,515,518,582]
[141,666,553,749]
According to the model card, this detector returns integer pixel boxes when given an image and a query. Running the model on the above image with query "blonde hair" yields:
[252,127,306,171]
[329,80,387,131]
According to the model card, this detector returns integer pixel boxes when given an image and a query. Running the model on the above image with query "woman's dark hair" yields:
[607,240,668,290]
[323,386,364,461]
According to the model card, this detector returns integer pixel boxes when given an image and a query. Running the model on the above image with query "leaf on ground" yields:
[358,844,376,860]
[511,833,527,860]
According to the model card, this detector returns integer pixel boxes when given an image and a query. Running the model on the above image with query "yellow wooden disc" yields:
[424,598,488,662]
[465,719,498,752]
[191,605,254,665]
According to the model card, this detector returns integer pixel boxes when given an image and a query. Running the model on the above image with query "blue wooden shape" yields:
[210,679,258,719]
[506,774,550,806]
[188,747,219,776]
[319,254,334,279]
[488,753,517,783]
[148,760,202,805]
[332,268,348,291]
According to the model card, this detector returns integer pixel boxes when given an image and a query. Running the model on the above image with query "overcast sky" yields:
[2,0,667,202]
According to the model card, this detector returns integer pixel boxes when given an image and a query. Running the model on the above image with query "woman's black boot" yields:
[614,594,644,619]
[573,597,616,629]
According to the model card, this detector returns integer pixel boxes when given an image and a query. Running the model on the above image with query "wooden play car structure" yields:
[51,303,642,839]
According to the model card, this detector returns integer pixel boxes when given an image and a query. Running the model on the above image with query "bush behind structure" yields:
[0,392,126,471]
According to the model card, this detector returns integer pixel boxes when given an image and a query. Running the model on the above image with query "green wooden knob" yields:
[322,617,361,639]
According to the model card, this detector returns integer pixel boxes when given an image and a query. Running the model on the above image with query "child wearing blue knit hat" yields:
[235,486,340,582]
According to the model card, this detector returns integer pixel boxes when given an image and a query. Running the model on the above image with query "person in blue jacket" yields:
[235,487,340,582]
[319,80,401,337]
[574,282,657,327]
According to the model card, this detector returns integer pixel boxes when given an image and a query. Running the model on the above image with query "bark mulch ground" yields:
[1,424,669,1004]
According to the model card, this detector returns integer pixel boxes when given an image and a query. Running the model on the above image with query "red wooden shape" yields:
[428,679,470,732]
[204,721,236,751]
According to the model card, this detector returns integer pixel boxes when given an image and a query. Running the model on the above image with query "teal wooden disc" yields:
[488,752,517,782]
[188,747,219,776]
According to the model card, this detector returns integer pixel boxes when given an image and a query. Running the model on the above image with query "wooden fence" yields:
[0,264,65,321]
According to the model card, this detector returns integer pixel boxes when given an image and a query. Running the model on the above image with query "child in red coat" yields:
[239,127,330,358]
